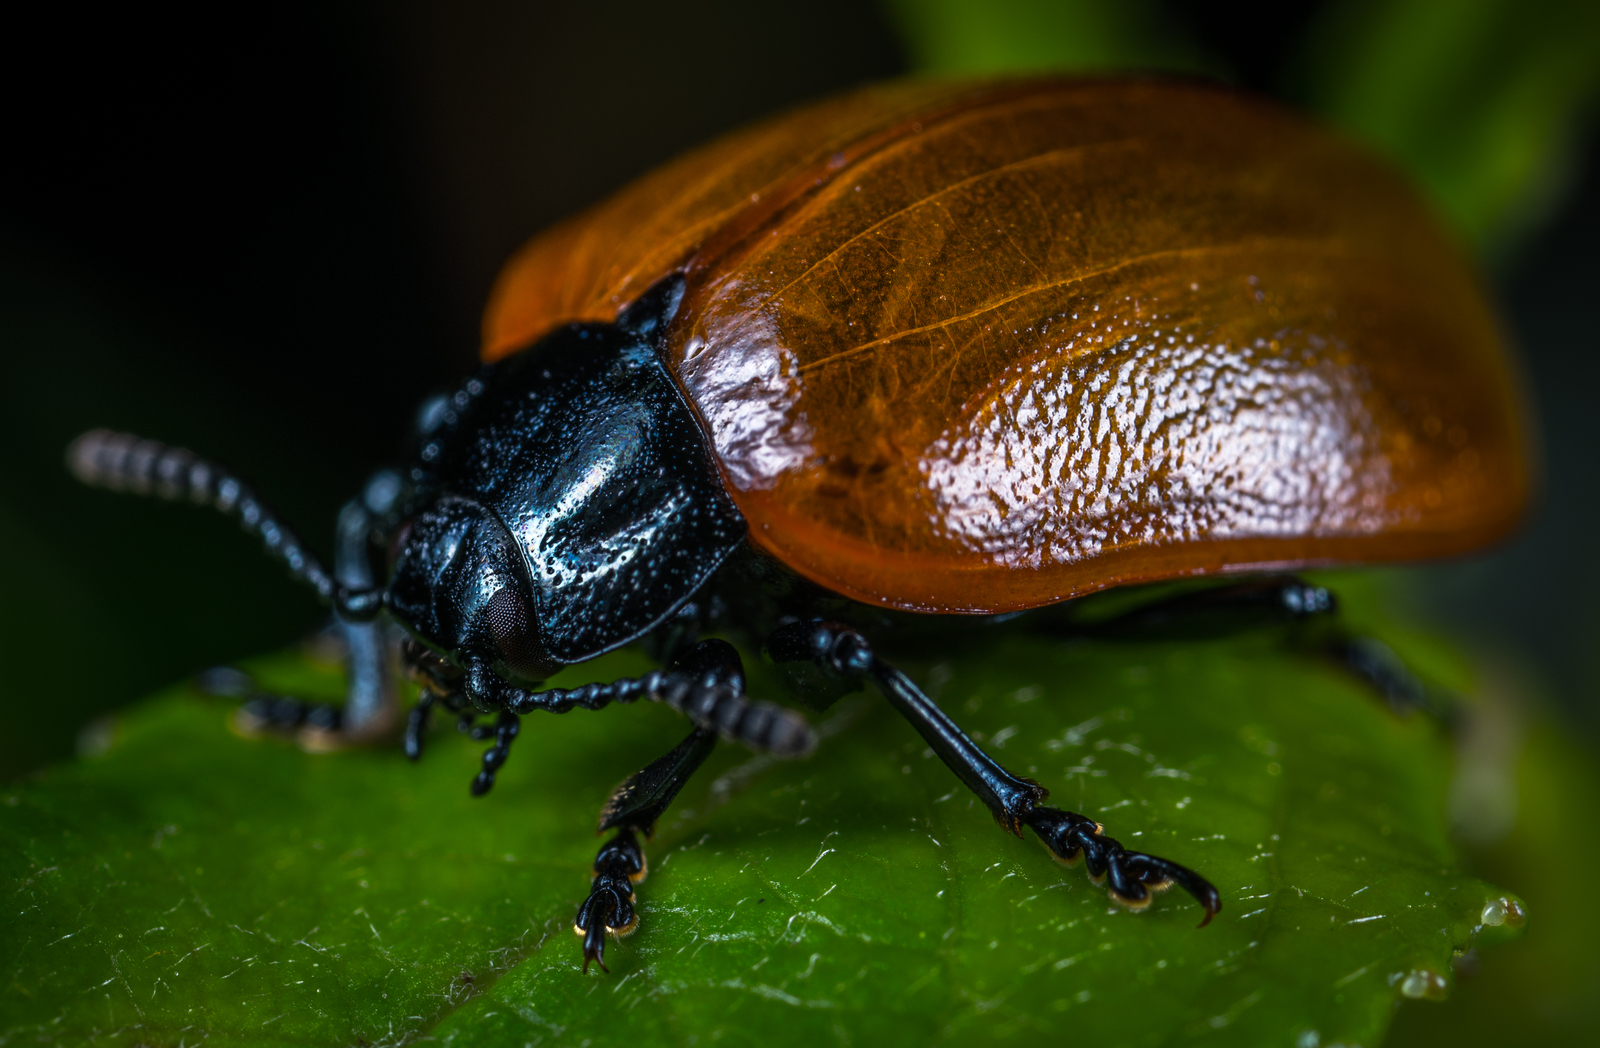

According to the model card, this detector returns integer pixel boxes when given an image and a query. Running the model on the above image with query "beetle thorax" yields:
[383,310,747,689]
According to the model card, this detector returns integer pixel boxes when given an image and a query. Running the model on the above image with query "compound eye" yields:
[484,584,554,683]
[386,517,415,571]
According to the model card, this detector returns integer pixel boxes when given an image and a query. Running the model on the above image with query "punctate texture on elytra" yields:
[482,78,1529,614]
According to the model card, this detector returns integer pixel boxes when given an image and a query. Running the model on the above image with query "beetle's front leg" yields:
[574,639,740,971]
[325,490,401,741]
[576,828,648,973]
[454,639,813,969]
[218,621,401,750]
[576,725,718,972]
[219,489,403,750]
[767,620,1222,925]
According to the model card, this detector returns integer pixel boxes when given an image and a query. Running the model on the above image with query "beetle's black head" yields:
[385,495,559,690]
[380,277,747,696]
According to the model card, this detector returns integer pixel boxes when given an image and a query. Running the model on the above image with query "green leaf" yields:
[2,610,1518,1047]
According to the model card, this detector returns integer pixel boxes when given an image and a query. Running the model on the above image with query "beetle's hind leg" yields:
[1329,635,1433,716]
[767,620,1222,925]
[1056,575,1437,716]
[1051,575,1337,641]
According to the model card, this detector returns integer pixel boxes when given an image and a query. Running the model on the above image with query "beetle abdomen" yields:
[484,79,1530,614]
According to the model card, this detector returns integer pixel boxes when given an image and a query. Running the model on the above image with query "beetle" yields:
[68,78,1529,973]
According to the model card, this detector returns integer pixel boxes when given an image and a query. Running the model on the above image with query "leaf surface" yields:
[1,615,1518,1046]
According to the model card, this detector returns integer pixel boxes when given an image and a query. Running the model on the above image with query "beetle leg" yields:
[196,483,406,752]
[574,642,734,972]
[1051,575,1440,716]
[1328,635,1436,717]
[474,640,816,756]
[203,664,361,752]
[575,829,646,974]
[327,491,401,740]
[202,618,403,753]
[575,725,718,973]
[469,711,521,796]
[404,691,434,760]
[1055,575,1337,641]
[205,666,347,739]
[70,433,398,749]
[766,620,1222,926]
[639,597,713,666]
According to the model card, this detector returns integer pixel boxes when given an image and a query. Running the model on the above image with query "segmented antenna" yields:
[66,429,380,618]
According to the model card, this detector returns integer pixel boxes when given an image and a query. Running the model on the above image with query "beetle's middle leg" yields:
[767,620,1223,925]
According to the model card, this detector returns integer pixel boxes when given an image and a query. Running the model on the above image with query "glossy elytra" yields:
[70,78,1529,974]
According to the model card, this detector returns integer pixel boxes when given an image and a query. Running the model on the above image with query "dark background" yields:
[1,0,1594,780]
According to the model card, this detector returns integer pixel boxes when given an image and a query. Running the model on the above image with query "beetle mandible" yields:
[69,78,1529,973]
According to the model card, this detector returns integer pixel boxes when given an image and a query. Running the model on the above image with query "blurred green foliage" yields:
[885,0,1216,78]
[1299,0,1600,253]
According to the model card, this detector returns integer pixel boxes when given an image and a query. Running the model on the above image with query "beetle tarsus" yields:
[200,666,349,745]
[575,829,645,974]
[469,711,520,796]
[235,693,342,734]
[1023,806,1221,926]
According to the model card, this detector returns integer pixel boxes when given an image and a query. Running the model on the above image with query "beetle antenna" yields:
[66,429,382,620]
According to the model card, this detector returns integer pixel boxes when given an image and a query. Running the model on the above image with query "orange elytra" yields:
[483,77,1530,614]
